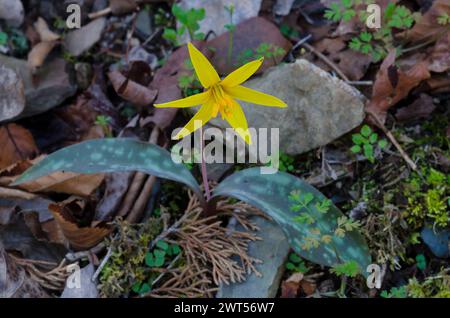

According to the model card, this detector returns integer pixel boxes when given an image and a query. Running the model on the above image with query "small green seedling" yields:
[380,286,407,298]
[325,1,420,61]
[285,253,309,273]
[351,125,387,163]
[0,32,8,46]
[237,42,285,66]
[95,115,113,137]
[178,59,202,97]
[415,254,427,271]
[145,240,181,268]
[163,4,205,45]
[437,13,450,25]
[330,260,361,278]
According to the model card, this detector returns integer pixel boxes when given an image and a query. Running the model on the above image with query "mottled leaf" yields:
[13,138,202,198]
[212,168,371,272]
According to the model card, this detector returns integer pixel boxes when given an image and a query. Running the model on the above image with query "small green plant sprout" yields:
[279,24,299,39]
[145,240,182,268]
[0,31,8,46]
[285,253,309,273]
[237,42,286,66]
[330,260,361,278]
[415,254,427,271]
[224,4,236,68]
[351,125,387,163]
[437,12,450,25]
[324,1,420,62]
[380,286,408,298]
[163,4,205,45]
[95,115,113,137]
[178,59,202,97]
[324,0,356,22]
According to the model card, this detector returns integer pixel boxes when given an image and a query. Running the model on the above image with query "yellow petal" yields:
[174,102,213,140]
[224,85,287,107]
[221,58,264,87]
[224,100,252,145]
[188,42,220,88]
[154,91,210,108]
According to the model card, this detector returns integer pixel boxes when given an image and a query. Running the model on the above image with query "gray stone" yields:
[61,264,98,298]
[177,0,262,44]
[63,18,106,57]
[0,0,24,27]
[209,59,365,155]
[0,65,25,122]
[217,216,289,298]
[0,55,77,121]
[274,0,296,16]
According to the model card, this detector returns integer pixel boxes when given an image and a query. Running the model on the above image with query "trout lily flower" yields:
[154,42,287,144]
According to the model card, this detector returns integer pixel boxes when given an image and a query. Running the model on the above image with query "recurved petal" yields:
[154,91,210,108]
[174,102,213,140]
[188,42,220,88]
[224,100,252,145]
[221,58,264,87]
[224,85,287,107]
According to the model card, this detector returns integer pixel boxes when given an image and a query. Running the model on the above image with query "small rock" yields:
[63,18,106,56]
[274,0,296,16]
[61,264,98,298]
[0,0,24,27]
[0,65,25,122]
[135,10,152,38]
[217,216,289,298]
[177,0,262,44]
[421,226,449,258]
[74,62,93,90]
[0,55,77,121]
[208,59,365,155]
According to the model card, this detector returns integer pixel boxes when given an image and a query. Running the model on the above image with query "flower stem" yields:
[199,126,211,201]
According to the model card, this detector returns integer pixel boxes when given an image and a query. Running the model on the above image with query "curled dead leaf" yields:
[0,124,38,170]
[49,199,111,250]
[34,17,60,42]
[281,272,304,298]
[27,41,57,72]
[0,156,104,196]
[108,70,158,108]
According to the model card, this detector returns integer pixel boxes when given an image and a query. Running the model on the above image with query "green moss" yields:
[99,218,162,298]
[403,167,449,229]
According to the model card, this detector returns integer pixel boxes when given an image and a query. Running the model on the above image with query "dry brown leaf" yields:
[313,38,372,80]
[428,32,450,73]
[109,0,137,15]
[49,199,111,250]
[208,17,292,75]
[281,272,304,298]
[108,70,158,108]
[395,94,436,122]
[0,186,37,200]
[403,0,450,43]
[366,50,431,121]
[0,123,38,170]
[34,17,60,42]
[0,156,104,196]
[27,41,57,71]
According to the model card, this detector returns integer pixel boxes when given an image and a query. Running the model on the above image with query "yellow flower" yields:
[154,42,287,144]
